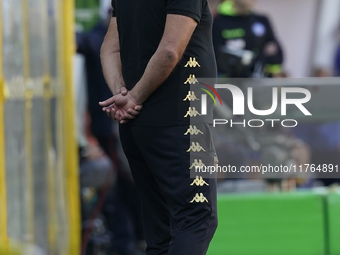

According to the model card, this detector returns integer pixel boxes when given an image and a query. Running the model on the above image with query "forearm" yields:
[100,50,125,95]
[100,17,125,95]
[130,48,179,104]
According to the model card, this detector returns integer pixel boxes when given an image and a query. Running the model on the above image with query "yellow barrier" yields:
[0,247,20,255]
[0,0,80,253]
[61,0,81,254]
[0,0,9,250]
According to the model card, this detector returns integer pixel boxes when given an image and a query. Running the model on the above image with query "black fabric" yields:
[97,135,144,253]
[111,0,217,126]
[167,0,203,23]
[119,124,218,255]
[213,13,283,77]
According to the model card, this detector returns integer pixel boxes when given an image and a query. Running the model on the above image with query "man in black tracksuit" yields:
[99,0,218,254]
[213,0,283,78]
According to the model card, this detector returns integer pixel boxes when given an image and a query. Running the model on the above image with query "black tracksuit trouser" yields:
[119,123,218,255]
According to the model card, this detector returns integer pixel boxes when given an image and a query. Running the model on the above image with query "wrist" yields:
[116,86,126,95]
[111,77,126,96]
[112,84,125,96]
[129,89,143,105]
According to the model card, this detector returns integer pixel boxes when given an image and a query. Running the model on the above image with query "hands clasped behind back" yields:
[99,88,142,124]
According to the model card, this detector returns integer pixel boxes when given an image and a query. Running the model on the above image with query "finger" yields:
[116,110,133,120]
[119,87,128,96]
[102,106,111,112]
[99,97,115,106]
[106,111,116,120]
[110,108,117,117]
[123,113,138,120]
[106,111,111,119]
[114,110,124,121]
[106,107,113,113]
[106,108,119,121]
[127,109,140,116]
[134,105,143,111]
[102,103,115,111]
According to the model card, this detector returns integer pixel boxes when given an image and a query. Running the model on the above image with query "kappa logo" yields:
[185,57,201,68]
[184,125,204,136]
[184,107,201,117]
[187,142,206,152]
[190,176,209,187]
[184,74,199,85]
[189,159,205,169]
[183,91,200,101]
[190,193,209,203]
